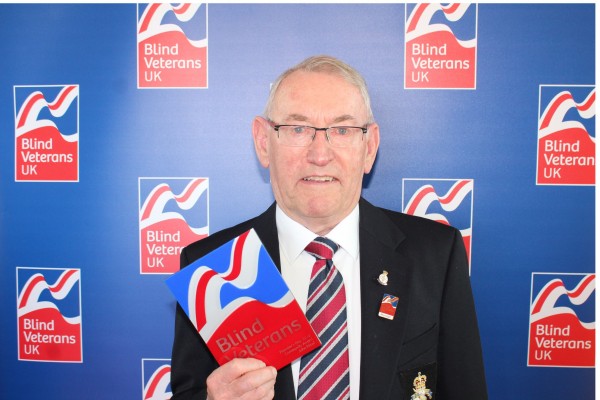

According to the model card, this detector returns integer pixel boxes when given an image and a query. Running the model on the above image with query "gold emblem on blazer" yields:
[411,372,433,400]
[377,270,389,285]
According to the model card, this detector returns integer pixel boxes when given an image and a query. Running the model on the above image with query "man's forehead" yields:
[272,71,366,120]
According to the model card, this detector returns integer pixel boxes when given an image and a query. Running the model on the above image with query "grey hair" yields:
[263,55,375,124]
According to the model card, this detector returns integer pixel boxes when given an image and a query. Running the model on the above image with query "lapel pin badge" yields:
[411,372,433,400]
[377,270,388,286]
[378,293,399,320]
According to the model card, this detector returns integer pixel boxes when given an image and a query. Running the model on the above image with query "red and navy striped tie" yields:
[298,237,350,400]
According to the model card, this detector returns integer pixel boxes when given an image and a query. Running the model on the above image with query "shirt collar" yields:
[276,204,360,262]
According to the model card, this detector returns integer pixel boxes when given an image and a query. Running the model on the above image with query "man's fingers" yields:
[230,363,276,399]
[248,370,277,400]
[235,365,276,394]
[219,358,268,382]
[206,358,276,400]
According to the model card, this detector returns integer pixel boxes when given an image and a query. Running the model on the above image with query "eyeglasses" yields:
[270,123,368,148]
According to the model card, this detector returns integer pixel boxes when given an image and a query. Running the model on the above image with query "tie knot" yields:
[305,237,339,260]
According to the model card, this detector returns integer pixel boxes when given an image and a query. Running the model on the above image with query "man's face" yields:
[253,70,380,235]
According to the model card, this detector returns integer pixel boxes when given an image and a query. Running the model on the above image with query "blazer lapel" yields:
[252,204,297,400]
[252,203,281,268]
[358,199,413,399]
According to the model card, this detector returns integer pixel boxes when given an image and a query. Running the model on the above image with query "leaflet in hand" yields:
[166,228,320,370]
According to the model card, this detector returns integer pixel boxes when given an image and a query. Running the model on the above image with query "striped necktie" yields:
[298,237,350,400]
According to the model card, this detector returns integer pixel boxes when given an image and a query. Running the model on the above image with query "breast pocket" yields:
[397,323,438,369]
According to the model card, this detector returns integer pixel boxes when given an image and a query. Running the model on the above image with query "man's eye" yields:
[292,126,306,134]
[334,127,349,135]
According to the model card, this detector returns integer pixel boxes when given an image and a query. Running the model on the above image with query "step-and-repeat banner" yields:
[0,3,595,399]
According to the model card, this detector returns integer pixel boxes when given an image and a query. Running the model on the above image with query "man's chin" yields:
[303,201,349,223]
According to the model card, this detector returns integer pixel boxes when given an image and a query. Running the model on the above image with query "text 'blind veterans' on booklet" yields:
[166,229,320,370]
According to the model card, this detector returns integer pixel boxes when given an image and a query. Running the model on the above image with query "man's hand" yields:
[206,358,277,400]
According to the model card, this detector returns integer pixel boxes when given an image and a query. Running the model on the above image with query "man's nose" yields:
[307,129,334,164]
[311,128,332,145]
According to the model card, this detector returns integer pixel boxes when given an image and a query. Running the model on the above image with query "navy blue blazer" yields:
[171,198,487,399]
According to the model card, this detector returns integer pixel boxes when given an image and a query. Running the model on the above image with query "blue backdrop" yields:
[0,3,595,399]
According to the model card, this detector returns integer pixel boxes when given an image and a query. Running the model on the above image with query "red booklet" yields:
[166,229,320,370]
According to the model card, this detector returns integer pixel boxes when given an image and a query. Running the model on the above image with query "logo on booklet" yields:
[405,3,477,89]
[166,229,320,369]
[142,358,172,400]
[139,177,209,274]
[536,85,595,185]
[137,3,208,88]
[528,273,595,367]
[14,85,79,181]
[402,179,474,271]
[17,267,82,362]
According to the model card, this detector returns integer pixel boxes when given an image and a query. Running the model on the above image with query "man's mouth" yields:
[303,176,336,182]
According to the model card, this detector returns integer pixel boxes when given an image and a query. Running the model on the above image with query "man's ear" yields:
[252,116,270,168]
[364,123,380,174]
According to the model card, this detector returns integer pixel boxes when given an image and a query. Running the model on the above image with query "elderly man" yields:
[171,55,487,400]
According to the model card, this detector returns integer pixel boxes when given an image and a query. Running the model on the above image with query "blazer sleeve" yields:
[436,229,488,399]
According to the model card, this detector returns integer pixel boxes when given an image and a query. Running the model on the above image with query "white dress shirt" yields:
[276,205,362,399]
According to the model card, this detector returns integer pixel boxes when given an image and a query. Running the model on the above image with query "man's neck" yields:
[276,203,360,237]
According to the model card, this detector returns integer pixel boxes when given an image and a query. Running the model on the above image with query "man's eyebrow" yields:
[285,113,309,122]
[331,115,356,124]
[283,114,357,125]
